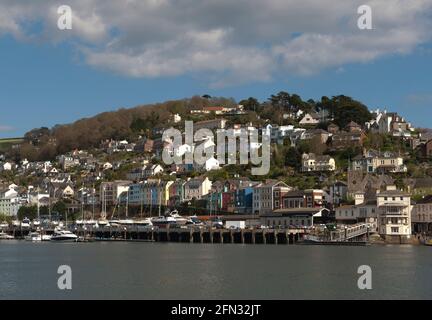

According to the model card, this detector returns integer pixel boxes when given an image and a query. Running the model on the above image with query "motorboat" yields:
[151,215,177,228]
[50,229,78,242]
[12,220,20,227]
[32,219,41,227]
[25,232,42,242]
[42,234,52,241]
[97,219,109,227]
[119,219,135,226]
[133,218,153,227]
[21,218,31,228]
[0,232,14,240]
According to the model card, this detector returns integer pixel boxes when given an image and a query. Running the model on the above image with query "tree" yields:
[239,97,261,112]
[285,147,301,170]
[269,91,291,110]
[331,95,372,128]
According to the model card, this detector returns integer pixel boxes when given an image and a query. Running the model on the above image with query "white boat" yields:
[151,215,177,228]
[50,229,78,242]
[119,219,135,226]
[108,220,121,227]
[12,220,20,227]
[0,222,9,229]
[25,232,42,242]
[21,218,31,228]
[32,219,41,227]
[0,232,14,240]
[42,234,52,241]
[133,218,153,227]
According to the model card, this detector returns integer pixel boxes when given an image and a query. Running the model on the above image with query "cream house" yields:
[302,153,336,172]
[377,186,412,242]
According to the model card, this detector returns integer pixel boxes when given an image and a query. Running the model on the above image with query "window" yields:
[391,227,399,233]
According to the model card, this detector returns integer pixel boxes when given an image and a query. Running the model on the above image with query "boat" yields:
[12,220,20,227]
[133,218,153,227]
[119,219,135,226]
[42,234,52,241]
[97,219,109,227]
[21,218,31,228]
[424,239,432,246]
[151,215,177,228]
[0,221,9,228]
[0,232,14,240]
[25,232,42,242]
[50,229,78,242]
[32,219,41,227]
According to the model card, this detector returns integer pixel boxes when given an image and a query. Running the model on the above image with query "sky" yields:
[0,0,432,138]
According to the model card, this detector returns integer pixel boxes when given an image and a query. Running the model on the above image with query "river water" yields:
[0,241,431,300]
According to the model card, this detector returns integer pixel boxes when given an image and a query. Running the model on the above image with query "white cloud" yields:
[0,0,431,86]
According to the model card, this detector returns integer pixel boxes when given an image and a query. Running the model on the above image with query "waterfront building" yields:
[260,208,330,228]
[376,186,412,241]
[183,177,212,201]
[252,180,292,215]
[411,195,432,234]
[100,180,131,206]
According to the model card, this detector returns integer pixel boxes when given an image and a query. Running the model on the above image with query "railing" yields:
[330,222,376,242]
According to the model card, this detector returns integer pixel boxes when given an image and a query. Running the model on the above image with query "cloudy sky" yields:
[0,0,432,137]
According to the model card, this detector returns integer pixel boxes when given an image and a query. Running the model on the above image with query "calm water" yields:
[0,241,431,300]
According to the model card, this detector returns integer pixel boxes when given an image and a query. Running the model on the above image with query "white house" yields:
[184,177,212,201]
[377,186,412,242]
[302,153,336,172]
[299,112,320,125]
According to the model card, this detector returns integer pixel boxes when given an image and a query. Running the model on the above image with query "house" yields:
[252,180,292,215]
[260,208,330,228]
[127,164,164,181]
[194,119,227,131]
[301,153,336,172]
[351,150,407,173]
[329,181,348,206]
[301,129,329,144]
[124,180,173,207]
[377,111,412,137]
[411,195,432,234]
[2,162,13,171]
[335,200,378,226]
[183,177,212,201]
[330,131,366,150]
[345,121,363,133]
[299,112,320,125]
[0,186,22,217]
[102,162,113,170]
[417,139,432,158]
[376,186,412,242]
[100,181,132,206]
[281,189,326,209]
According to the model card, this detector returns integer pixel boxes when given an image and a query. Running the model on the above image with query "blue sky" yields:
[0,1,431,138]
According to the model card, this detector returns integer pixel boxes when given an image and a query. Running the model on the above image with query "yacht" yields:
[25,232,42,242]
[21,218,31,228]
[151,215,177,228]
[12,220,20,227]
[97,219,109,227]
[119,219,135,226]
[42,234,52,241]
[134,218,153,227]
[50,229,78,242]
[32,219,41,228]
[0,232,14,240]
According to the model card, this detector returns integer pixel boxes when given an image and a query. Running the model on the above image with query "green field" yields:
[0,138,23,151]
